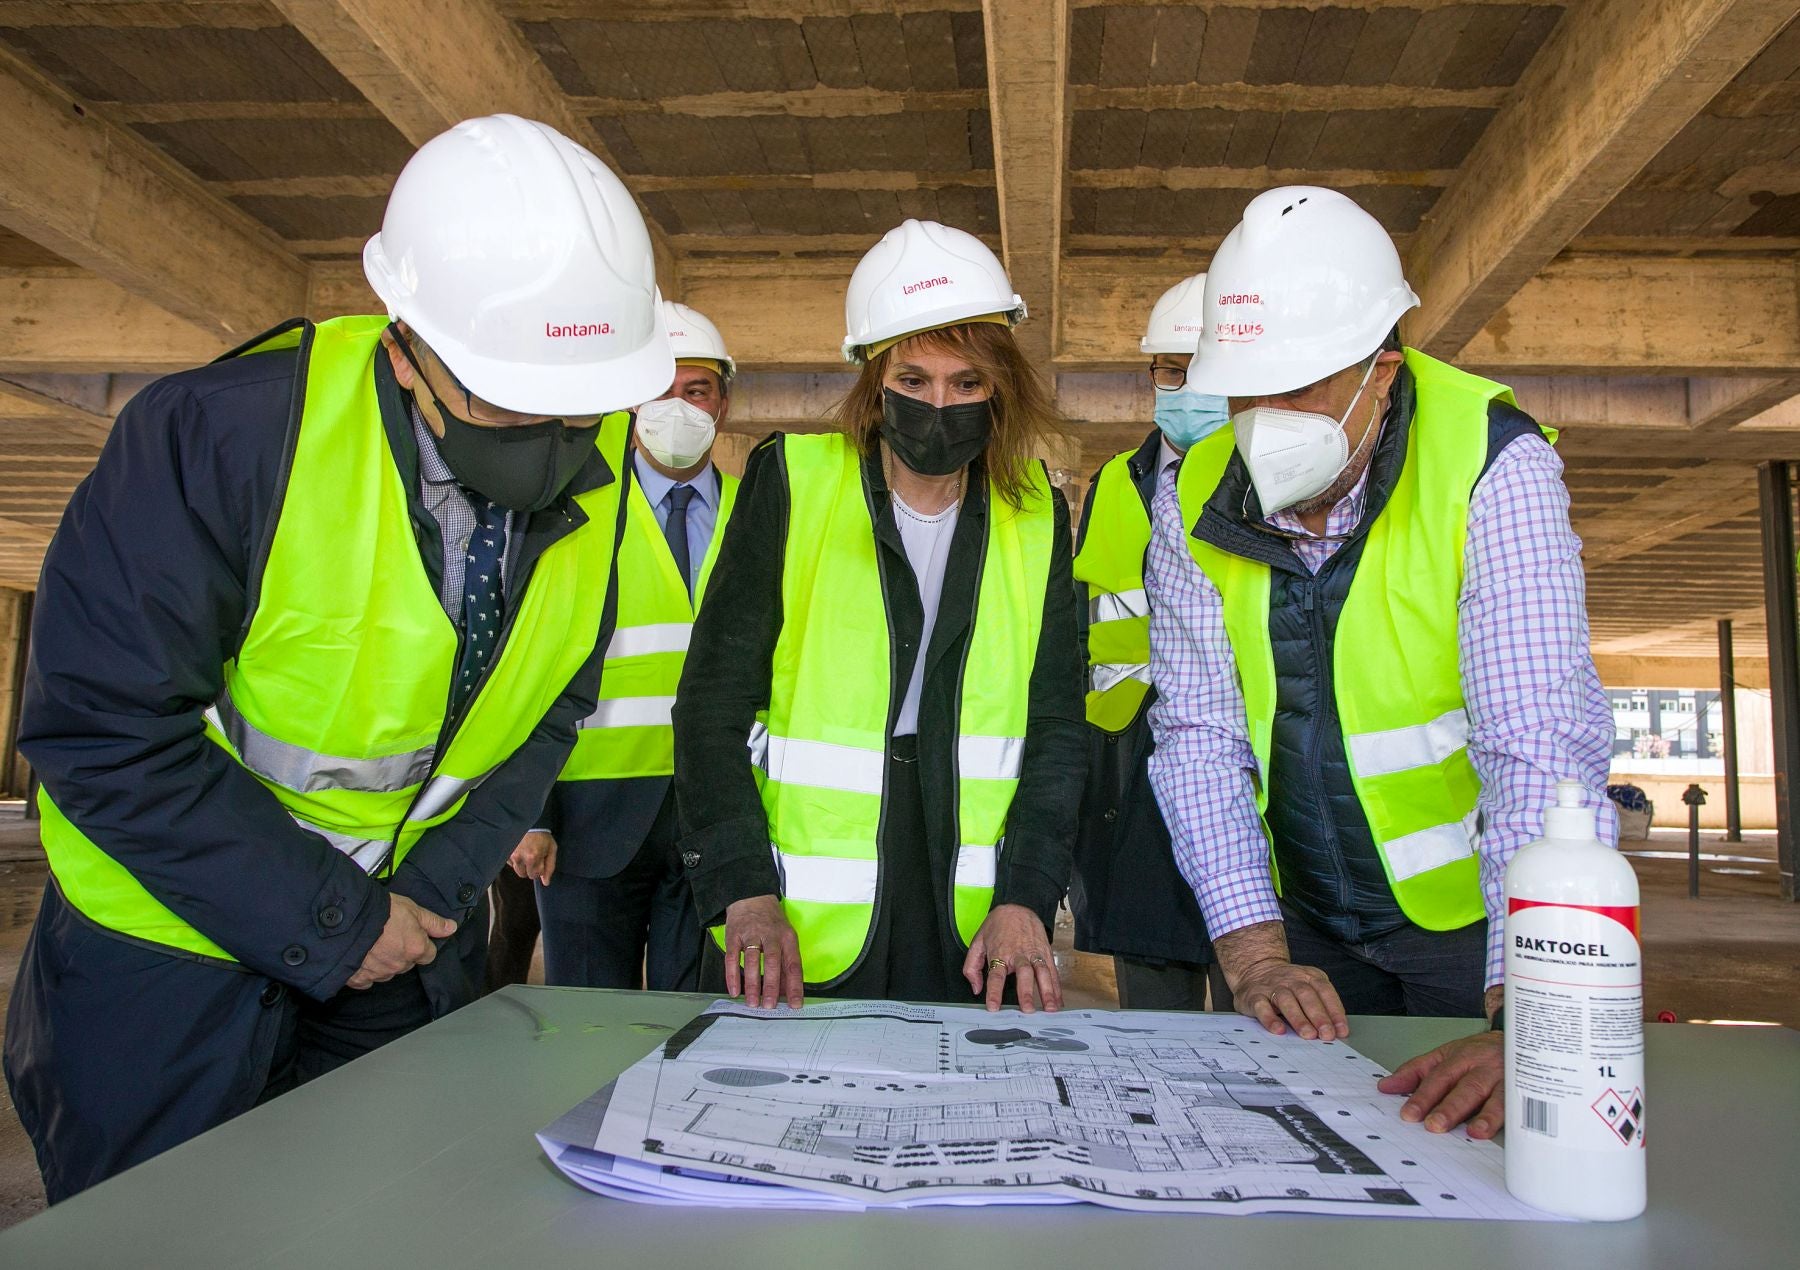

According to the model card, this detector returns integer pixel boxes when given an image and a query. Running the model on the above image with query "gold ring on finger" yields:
[988,957,1010,970]
[742,943,763,952]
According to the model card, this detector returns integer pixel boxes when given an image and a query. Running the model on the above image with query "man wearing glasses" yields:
[1070,274,1232,1014]
[5,115,671,1201]
[1145,187,1615,1140]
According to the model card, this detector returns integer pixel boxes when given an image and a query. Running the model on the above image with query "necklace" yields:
[892,488,959,524]
[882,445,963,516]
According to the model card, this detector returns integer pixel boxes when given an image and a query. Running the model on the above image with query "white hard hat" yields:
[1185,187,1419,398]
[363,113,673,417]
[841,219,1026,364]
[663,300,735,382]
[1140,272,1208,355]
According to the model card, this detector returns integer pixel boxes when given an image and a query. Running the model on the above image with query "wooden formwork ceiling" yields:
[1,0,1799,674]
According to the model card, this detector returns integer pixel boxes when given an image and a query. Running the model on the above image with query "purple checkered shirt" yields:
[1144,433,1618,989]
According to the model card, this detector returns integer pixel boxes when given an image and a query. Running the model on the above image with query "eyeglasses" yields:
[1148,364,1188,392]
[396,329,601,428]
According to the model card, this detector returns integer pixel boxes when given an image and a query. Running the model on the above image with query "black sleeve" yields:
[671,437,787,927]
[19,369,389,999]
[992,485,1086,928]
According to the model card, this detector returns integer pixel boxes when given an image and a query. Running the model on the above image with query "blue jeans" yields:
[1280,902,1486,1018]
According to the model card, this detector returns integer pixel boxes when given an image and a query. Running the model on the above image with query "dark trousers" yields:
[484,865,540,993]
[536,793,699,991]
[5,881,441,1203]
[1114,955,1235,1013]
[1281,901,1487,1018]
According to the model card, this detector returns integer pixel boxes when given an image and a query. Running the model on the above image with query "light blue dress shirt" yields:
[632,450,719,593]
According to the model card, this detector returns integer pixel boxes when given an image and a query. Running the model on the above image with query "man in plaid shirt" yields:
[1146,187,1616,1140]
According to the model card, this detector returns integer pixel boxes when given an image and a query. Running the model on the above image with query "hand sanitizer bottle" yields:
[1503,779,1645,1221]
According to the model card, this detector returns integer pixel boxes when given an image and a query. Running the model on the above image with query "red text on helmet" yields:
[545,322,613,338]
[902,276,952,296]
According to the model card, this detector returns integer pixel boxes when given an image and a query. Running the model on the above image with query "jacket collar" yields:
[1193,363,1418,575]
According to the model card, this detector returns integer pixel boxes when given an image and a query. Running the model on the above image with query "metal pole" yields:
[1719,619,1742,842]
[1756,462,1800,902]
[1683,784,1707,899]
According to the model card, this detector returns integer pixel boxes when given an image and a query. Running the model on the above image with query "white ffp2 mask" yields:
[634,396,717,470]
[1232,357,1379,515]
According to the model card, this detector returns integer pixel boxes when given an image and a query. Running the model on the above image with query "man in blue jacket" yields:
[3,115,672,1202]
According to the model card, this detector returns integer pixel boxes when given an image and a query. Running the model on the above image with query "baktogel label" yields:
[1505,900,1645,1151]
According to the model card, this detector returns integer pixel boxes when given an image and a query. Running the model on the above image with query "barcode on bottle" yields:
[1522,1097,1558,1137]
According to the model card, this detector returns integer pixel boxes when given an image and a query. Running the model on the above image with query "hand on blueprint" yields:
[723,894,805,1009]
[963,904,1062,1013]
[346,893,457,990]
[1215,921,1350,1042]
[508,830,558,885]
[1378,1031,1503,1139]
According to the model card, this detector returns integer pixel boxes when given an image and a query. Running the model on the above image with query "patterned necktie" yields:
[456,498,508,709]
[663,484,695,600]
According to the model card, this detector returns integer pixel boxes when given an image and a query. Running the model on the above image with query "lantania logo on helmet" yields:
[1218,293,1262,306]
[902,276,952,296]
[1174,322,1202,331]
[545,322,613,338]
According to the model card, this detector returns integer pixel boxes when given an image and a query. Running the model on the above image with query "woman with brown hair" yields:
[671,219,1085,1011]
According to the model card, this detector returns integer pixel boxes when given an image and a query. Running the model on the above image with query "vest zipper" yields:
[1301,577,1357,926]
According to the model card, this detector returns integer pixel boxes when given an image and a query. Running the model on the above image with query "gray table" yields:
[2,987,1794,1269]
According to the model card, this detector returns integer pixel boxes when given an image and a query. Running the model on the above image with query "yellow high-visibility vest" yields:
[724,432,1054,984]
[40,316,629,958]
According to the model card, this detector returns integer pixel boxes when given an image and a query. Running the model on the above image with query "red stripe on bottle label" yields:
[1508,897,1639,937]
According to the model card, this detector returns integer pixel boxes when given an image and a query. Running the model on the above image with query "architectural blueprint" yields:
[538,999,1560,1219]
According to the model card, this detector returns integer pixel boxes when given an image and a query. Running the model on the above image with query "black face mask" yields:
[880,388,992,477]
[431,411,600,514]
[396,331,599,513]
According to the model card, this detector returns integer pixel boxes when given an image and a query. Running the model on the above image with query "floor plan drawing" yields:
[540,1000,1561,1219]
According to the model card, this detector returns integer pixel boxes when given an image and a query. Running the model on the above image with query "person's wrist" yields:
[1488,1004,1504,1032]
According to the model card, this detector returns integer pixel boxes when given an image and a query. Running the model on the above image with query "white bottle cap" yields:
[1543,778,1597,841]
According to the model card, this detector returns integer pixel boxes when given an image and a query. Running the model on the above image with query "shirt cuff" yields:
[1191,864,1285,944]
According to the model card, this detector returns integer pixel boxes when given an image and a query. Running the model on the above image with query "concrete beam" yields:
[270,0,679,289]
[983,0,1069,366]
[0,44,307,341]
[1405,0,1795,356]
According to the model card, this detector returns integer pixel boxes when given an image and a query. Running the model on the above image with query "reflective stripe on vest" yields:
[718,432,1054,985]
[772,840,999,904]
[1174,349,1533,931]
[39,316,629,959]
[560,447,738,782]
[744,720,1025,797]
[1071,444,1156,733]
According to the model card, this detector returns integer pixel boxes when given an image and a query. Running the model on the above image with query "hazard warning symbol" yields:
[1591,1087,1645,1146]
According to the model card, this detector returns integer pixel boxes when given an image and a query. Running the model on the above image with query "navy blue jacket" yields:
[19,330,613,1006]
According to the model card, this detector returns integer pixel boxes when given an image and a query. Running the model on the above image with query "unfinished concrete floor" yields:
[0,814,1793,1230]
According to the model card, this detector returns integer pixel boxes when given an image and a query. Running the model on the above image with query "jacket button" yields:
[260,983,283,1007]
[282,945,307,966]
[318,905,344,929]
[457,883,478,904]
[1105,734,1118,746]
[681,851,701,869]
[1103,808,1118,823]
